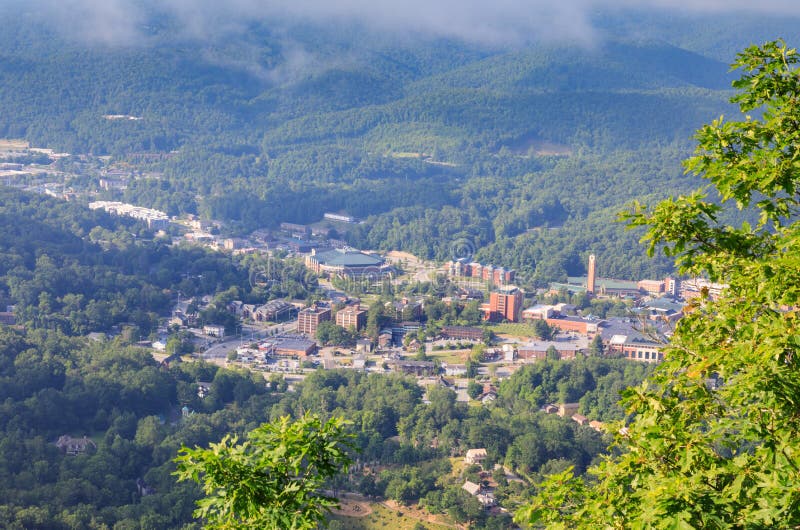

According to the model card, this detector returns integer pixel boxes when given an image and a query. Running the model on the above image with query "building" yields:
[572,414,589,426]
[587,254,597,294]
[388,298,423,322]
[55,435,97,456]
[484,287,524,322]
[447,258,516,285]
[600,317,667,363]
[680,278,727,301]
[545,316,601,337]
[253,300,295,322]
[638,297,685,323]
[608,336,664,363]
[203,325,225,338]
[637,279,665,295]
[552,277,640,298]
[297,305,331,336]
[88,201,169,230]
[521,304,557,321]
[323,212,357,223]
[304,248,391,277]
[441,326,484,341]
[517,342,583,361]
[465,448,488,465]
[463,480,482,496]
[279,222,311,238]
[378,331,393,348]
[391,360,437,376]
[287,240,318,253]
[557,403,581,417]
[336,305,367,331]
[356,339,373,353]
[262,336,318,357]
[442,363,468,376]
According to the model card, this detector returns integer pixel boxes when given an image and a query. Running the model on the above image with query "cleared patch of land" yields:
[330,499,456,529]
[0,139,29,150]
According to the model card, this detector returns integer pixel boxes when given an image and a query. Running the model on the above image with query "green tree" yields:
[517,40,800,529]
[467,380,483,400]
[587,334,604,356]
[533,319,553,341]
[175,413,353,529]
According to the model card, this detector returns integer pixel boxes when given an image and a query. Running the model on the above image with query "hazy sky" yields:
[21,0,800,47]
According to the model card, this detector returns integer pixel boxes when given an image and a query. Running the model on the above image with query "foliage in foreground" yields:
[175,414,353,529]
[517,39,800,529]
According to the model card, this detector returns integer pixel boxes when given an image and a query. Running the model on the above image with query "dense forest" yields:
[0,321,650,529]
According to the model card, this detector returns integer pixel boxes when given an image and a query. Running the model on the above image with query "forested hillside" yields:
[2,8,798,280]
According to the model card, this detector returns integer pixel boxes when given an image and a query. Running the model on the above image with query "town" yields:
[0,136,729,523]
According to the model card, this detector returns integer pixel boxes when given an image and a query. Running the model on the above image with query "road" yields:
[199,321,296,360]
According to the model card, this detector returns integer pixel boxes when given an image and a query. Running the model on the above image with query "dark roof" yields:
[640,297,685,313]
[600,318,667,344]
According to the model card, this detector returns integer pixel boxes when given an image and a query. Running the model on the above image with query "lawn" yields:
[427,349,471,364]
[488,323,540,339]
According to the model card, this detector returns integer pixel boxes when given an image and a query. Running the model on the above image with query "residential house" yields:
[55,435,97,456]
[465,448,488,465]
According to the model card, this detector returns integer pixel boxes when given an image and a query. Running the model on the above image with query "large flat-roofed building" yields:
[261,336,318,357]
[600,318,667,363]
[680,278,727,301]
[551,277,640,297]
[88,201,169,230]
[304,248,391,277]
[391,360,437,376]
[297,305,331,336]
[336,305,367,331]
[518,341,583,360]
[522,304,557,321]
[637,279,665,295]
[545,316,601,337]
[441,326,484,341]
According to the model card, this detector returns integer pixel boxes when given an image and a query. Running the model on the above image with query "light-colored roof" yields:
[610,334,628,345]
[313,249,384,267]
[462,481,481,495]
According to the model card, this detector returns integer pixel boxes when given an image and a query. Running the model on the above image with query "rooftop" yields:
[312,248,384,267]
[567,276,640,290]
[600,317,668,344]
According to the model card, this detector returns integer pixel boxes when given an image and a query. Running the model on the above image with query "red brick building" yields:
[483,287,523,322]
[297,305,331,336]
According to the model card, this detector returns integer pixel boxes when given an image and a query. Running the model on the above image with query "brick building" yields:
[336,305,367,331]
[441,326,484,341]
[297,305,331,336]
[483,287,524,322]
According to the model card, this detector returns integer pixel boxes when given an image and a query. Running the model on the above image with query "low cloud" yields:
[9,0,799,84]
[22,0,798,48]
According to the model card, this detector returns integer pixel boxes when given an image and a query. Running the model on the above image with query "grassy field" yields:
[330,501,455,530]
[427,349,471,364]
[488,323,540,339]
